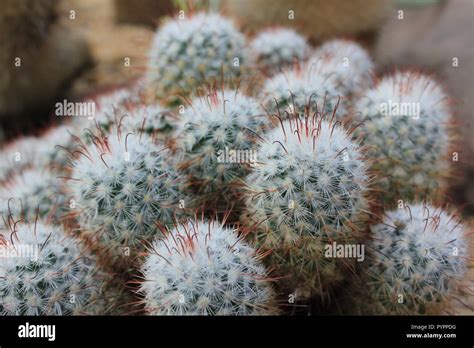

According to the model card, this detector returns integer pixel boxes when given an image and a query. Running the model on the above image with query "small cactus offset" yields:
[72,86,144,142]
[363,203,470,315]
[311,39,374,96]
[120,104,177,140]
[0,168,66,223]
[75,105,175,146]
[354,71,453,205]
[0,219,114,315]
[248,28,310,74]
[261,59,347,119]
[147,12,246,104]
[173,88,269,207]
[242,111,370,300]
[92,86,143,113]
[66,128,188,267]
[138,216,277,315]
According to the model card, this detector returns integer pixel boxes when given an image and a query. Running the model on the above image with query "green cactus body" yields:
[243,113,370,300]
[364,203,469,314]
[354,71,452,205]
[138,218,277,315]
[0,221,115,315]
[248,28,310,75]
[261,59,347,120]
[147,12,246,104]
[0,168,66,223]
[174,88,269,207]
[67,129,187,267]
[311,39,374,97]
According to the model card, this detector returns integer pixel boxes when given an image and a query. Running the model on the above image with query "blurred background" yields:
[0,0,472,214]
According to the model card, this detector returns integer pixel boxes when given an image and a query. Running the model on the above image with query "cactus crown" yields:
[366,203,469,314]
[0,219,108,315]
[138,216,276,315]
[147,12,245,103]
[261,60,346,119]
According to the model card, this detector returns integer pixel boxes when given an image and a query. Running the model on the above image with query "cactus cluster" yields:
[147,12,246,104]
[243,112,370,299]
[66,129,187,266]
[261,59,348,120]
[138,217,277,315]
[0,7,470,317]
[173,88,269,206]
[354,71,453,205]
[248,28,310,74]
[363,203,469,314]
[0,220,112,315]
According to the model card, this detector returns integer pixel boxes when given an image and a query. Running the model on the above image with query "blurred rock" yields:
[114,0,174,26]
[0,0,91,132]
[221,0,391,44]
[61,0,154,98]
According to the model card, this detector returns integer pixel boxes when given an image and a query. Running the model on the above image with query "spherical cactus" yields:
[66,129,188,267]
[248,28,310,74]
[0,168,66,223]
[261,59,347,120]
[354,71,453,205]
[173,88,269,207]
[138,217,277,315]
[147,12,246,104]
[242,113,370,300]
[0,220,114,315]
[364,203,469,314]
[311,39,374,96]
